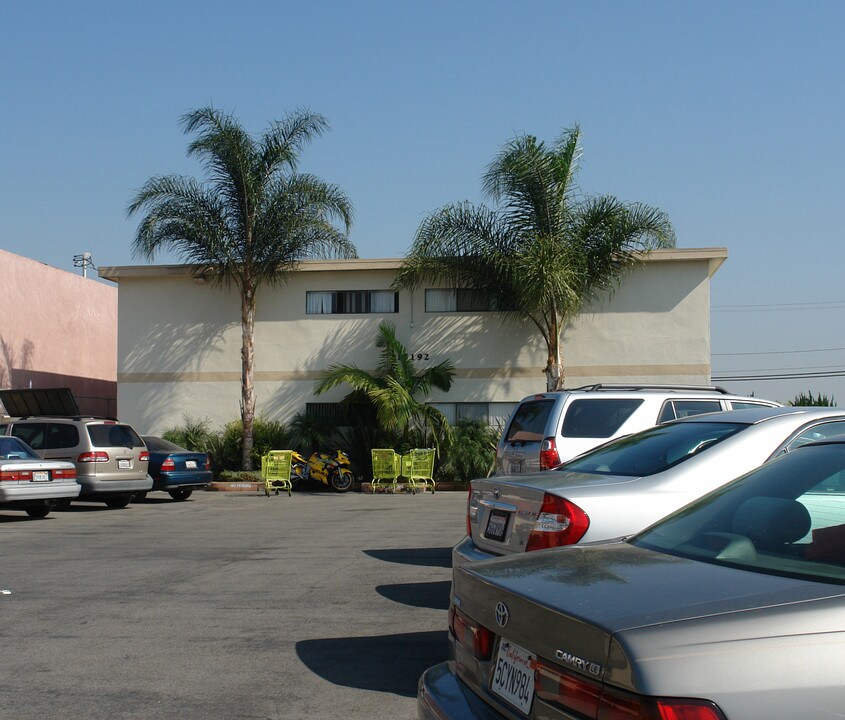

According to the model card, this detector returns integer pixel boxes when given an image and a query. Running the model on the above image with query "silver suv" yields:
[1,416,152,508]
[496,384,781,475]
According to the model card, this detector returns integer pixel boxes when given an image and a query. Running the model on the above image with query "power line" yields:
[712,369,845,382]
[713,346,845,357]
[712,300,845,312]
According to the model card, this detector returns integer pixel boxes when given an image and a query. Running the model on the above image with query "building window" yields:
[305,402,375,426]
[425,288,494,313]
[306,290,399,315]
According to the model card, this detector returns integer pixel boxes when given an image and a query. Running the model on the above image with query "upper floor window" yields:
[425,288,493,313]
[306,290,398,315]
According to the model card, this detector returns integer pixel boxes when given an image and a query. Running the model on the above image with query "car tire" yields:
[168,488,193,501]
[25,505,50,519]
[104,495,132,509]
[330,469,353,493]
[132,492,148,502]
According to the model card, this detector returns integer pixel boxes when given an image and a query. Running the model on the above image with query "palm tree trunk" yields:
[545,314,565,392]
[241,285,256,470]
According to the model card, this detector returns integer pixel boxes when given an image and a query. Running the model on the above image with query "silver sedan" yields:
[456,406,845,566]
[0,436,79,517]
[421,434,845,719]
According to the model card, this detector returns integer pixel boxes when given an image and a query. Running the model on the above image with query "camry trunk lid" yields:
[469,471,637,557]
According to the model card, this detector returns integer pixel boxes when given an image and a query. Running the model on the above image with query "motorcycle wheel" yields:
[330,469,354,493]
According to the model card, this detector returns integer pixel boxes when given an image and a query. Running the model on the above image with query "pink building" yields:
[0,249,117,417]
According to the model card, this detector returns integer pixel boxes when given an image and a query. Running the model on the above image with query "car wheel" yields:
[25,505,50,519]
[168,488,193,501]
[330,469,353,493]
[104,495,132,509]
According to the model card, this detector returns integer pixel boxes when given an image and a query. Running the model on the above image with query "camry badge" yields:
[495,601,509,628]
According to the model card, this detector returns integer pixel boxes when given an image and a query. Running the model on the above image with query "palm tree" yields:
[128,107,355,469]
[314,321,455,451]
[394,126,675,391]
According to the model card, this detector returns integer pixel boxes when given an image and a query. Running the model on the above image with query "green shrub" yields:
[440,419,499,482]
[790,391,837,407]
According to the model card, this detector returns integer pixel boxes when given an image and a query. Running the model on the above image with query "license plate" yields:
[32,471,49,482]
[490,640,535,714]
[185,460,197,469]
[509,461,523,474]
[118,459,131,469]
[485,509,509,542]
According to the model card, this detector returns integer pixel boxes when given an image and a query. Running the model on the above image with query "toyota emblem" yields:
[495,601,509,628]
[493,487,501,500]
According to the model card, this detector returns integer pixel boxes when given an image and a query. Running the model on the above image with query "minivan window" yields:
[558,421,745,477]
[9,423,47,450]
[87,424,144,448]
[561,399,643,438]
[505,400,555,443]
[47,423,79,449]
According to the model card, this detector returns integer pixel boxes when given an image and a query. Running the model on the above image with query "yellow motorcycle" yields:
[291,450,354,493]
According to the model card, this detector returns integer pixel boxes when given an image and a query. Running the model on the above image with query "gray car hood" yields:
[461,542,845,634]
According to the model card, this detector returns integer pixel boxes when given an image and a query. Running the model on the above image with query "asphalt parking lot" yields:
[0,489,467,720]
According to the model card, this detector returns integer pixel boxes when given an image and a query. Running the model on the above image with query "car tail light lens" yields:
[525,493,589,551]
[77,451,109,463]
[52,468,77,479]
[161,457,176,471]
[539,437,560,470]
[139,451,150,463]
[204,457,212,471]
[535,658,726,720]
[448,605,494,660]
[0,470,33,481]
[466,487,482,536]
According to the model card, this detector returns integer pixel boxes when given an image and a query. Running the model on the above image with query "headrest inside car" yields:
[732,496,811,550]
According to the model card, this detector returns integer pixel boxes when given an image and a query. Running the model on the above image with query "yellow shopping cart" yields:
[261,450,294,496]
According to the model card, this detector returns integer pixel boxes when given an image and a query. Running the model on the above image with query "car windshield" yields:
[0,436,39,460]
[633,442,845,585]
[556,421,746,477]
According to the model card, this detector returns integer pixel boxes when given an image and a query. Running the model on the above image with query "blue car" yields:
[141,436,212,501]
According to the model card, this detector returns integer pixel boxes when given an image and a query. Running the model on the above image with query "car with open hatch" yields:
[497,384,780,476]
[140,436,212,501]
[457,406,845,568]
[0,435,80,518]
[421,434,845,720]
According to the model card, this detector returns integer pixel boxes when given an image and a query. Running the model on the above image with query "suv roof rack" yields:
[570,384,730,395]
[14,415,119,422]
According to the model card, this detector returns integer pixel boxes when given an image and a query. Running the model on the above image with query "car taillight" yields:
[535,658,726,720]
[539,437,560,470]
[139,451,150,462]
[525,493,589,551]
[204,458,212,471]
[52,468,77,479]
[0,470,33,481]
[466,487,481,536]
[77,452,109,463]
[448,605,494,660]
[161,457,176,471]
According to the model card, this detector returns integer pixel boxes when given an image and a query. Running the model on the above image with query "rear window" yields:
[504,400,555,443]
[561,398,644,438]
[87,424,144,448]
[634,442,845,584]
[559,421,746,477]
[143,436,183,452]
[0,437,39,460]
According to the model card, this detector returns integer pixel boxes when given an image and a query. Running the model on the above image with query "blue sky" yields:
[2,1,844,403]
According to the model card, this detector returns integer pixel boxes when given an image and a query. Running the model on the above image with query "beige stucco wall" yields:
[102,248,724,435]
[0,249,117,415]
